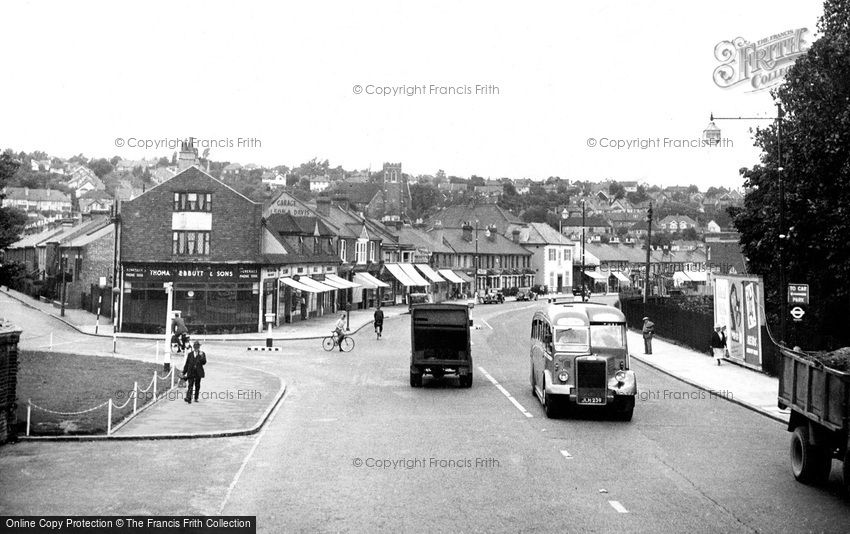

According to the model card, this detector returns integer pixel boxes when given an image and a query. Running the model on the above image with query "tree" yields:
[157,156,171,168]
[521,205,549,223]
[0,153,27,249]
[88,158,114,178]
[681,227,698,241]
[733,0,850,348]
[626,185,649,204]
[608,181,626,200]
[409,183,442,219]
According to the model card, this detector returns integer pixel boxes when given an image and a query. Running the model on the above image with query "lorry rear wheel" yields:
[791,426,832,484]
[410,372,422,388]
[459,370,473,388]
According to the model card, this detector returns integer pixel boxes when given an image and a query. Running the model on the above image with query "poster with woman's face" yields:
[729,283,742,334]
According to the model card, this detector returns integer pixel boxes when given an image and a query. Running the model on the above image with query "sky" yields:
[0,0,825,189]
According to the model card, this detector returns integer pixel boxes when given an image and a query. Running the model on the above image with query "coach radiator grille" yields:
[576,359,607,405]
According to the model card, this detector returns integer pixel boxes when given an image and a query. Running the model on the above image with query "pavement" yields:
[3,287,790,443]
[0,286,407,341]
[628,330,789,424]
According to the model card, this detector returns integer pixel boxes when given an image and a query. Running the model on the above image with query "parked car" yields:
[478,290,504,304]
[408,292,431,311]
[516,287,538,301]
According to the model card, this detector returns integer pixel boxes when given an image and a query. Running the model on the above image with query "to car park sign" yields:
[788,283,809,305]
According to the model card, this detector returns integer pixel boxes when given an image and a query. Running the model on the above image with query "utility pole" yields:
[60,254,68,317]
[777,103,787,344]
[580,200,586,301]
[644,202,653,304]
[474,221,480,295]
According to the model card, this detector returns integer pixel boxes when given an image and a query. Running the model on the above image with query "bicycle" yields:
[322,332,355,352]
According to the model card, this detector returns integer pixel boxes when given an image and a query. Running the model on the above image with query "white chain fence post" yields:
[26,399,31,436]
[107,400,112,435]
[133,381,138,414]
[152,371,157,402]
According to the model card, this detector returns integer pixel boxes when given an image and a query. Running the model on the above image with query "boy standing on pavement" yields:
[183,341,207,404]
[642,316,655,354]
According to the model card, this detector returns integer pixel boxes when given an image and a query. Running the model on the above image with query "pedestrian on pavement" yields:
[710,325,727,366]
[334,313,347,351]
[641,316,655,354]
[373,306,384,339]
[183,340,206,404]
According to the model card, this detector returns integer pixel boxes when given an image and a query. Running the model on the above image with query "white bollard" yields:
[133,381,138,414]
[26,400,31,436]
[107,400,113,435]
[112,334,117,354]
[153,371,157,401]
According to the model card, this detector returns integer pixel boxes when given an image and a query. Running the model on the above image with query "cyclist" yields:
[373,306,384,339]
[172,314,189,353]
[334,313,347,352]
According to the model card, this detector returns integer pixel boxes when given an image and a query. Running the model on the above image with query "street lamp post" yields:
[473,220,480,297]
[705,104,786,342]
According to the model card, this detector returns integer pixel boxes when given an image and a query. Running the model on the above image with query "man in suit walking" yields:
[183,340,207,404]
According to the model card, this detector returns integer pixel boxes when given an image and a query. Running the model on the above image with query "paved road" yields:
[2,298,850,532]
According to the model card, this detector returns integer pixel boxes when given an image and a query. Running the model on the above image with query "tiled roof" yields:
[266,213,335,236]
[329,182,382,205]
[397,227,453,253]
[426,203,522,233]
[438,228,532,256]
[505,222,570,245]
[562,216,612,227]
[3,187,71,202]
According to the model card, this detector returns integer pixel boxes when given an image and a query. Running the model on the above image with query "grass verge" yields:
[15,351,170,435]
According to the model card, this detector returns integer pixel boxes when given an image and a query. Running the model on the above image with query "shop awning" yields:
[438,269,465,284]
[325,273,361,289]
[385,263,417,286]
[455,271,475,283]
[399,263,430,286]
[280,277,320,293]
[612,272,631,284]
[415,264,445,283]
[354,272,390,289]
[675,270,707,283]
[583,270,607,280]
[299,277,337,292]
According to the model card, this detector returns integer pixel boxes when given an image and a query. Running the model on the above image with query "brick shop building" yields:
[118,167,264,334]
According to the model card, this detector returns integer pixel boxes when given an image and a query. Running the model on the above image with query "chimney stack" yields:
[316,196,331,216]
[512,228,521,243]
[331,193,349,211]
[487,224,497,242]
[461,222,473,242]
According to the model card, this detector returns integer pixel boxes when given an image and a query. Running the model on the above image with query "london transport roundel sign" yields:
[790,306,805,320]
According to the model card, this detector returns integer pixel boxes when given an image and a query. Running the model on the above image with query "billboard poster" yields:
[713,275,764,369]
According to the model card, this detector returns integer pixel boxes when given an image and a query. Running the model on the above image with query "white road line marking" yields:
[480,319,493,330]
[609,501,629,513]
[560,450,573,459]
[218,388,289,514]
[479,366,533,418]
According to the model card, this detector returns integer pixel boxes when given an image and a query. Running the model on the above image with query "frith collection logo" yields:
[713,28,809,92]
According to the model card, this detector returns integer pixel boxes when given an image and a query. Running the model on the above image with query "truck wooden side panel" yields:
[778,347,850,432]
